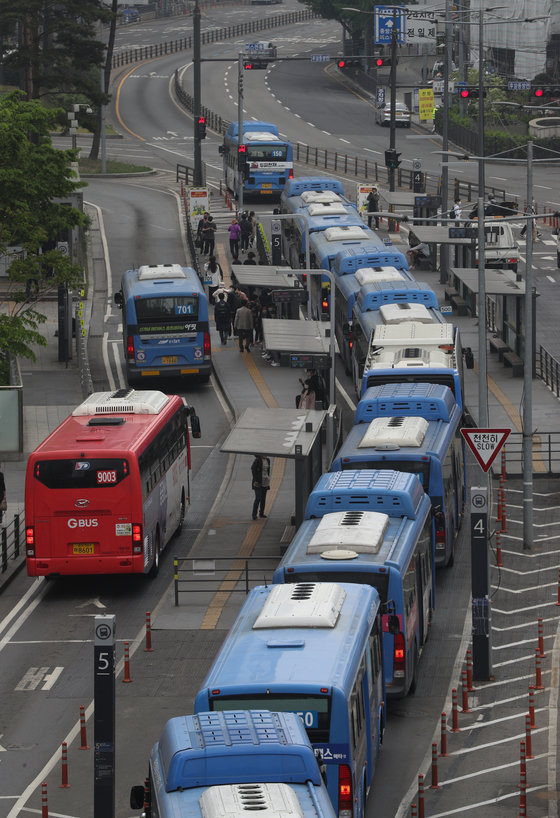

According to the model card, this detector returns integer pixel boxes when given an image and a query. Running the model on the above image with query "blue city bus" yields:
[114,264,211,384]
[332,245,409,277]
[272,469,434,699]
[194,582,385,818]
[221,121,293,198]
[353,321,465,410]
[130,710,337,818]
[331,383,465,567]
[284,205,370,269]
[280,176,348,206]
[308,227,384,271]
[334,266,414,375]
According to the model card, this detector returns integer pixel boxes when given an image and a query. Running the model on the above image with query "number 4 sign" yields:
[461,428,511,473]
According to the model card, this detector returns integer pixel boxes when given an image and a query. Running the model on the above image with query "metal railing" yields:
[113,9,316,68]
[1,510,25,575]
[537,346,560,399]
[173,554,284,605]
[497,434,560,477]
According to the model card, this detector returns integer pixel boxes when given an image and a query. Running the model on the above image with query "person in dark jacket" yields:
[251,454,271,519]
[366,187,380,229]
[234,302,254,351]
[213,292,232,345]
[240,213,252,253]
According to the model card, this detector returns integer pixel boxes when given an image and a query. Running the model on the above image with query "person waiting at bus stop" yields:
[251,454,271,520]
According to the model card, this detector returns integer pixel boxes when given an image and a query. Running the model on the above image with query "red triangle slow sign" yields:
[460,428,511,473]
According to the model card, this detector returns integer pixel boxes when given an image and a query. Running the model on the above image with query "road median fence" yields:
[112,9,316,68]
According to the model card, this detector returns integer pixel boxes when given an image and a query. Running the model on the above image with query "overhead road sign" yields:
[461,428,511,472]
[404,9,437,44]
[374,6,405,45]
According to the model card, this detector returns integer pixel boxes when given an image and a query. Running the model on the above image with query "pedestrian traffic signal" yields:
[196,115,207,140]
[238,144,247,171]
[385,149,401,169]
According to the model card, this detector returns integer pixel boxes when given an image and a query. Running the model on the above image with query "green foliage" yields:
[0,0,112,107]
[0,91,86,366]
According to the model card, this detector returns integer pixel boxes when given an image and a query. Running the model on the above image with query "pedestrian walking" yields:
[248,211,257,247]
[0,467,6,524]
[204,255,223,303]
[251,454,271,520]
[201,215,217,255]
[196,212,209,248]
[214,292,232,345]
[453,198,462,220]
[240,213,252,253]
[366,187,380,229]
[228,217,241,260]
[297,369,324,409]
[234,301,254,351]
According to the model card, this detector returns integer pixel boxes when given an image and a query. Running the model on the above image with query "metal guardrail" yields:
[537,346,560,399]
[497,434,560,478]
[1,511,25,576]
[113,9,316,68]
[173,554,284,605]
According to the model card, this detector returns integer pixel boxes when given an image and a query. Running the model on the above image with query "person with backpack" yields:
[240,213,252,253]
[214,292,232,345]
[204,255,223,303]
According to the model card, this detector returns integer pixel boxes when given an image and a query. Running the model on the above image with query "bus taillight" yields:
[203,332,211,359]
[338,764,353,818]
[132,524,142,553]
[289,168,294,179]
[25,526,35,556]
[393,632,406,679]
[434,512,446,553]
[126,336,135,363]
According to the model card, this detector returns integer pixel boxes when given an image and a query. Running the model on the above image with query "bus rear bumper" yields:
[126,363,212,381]
[27,555,146,577]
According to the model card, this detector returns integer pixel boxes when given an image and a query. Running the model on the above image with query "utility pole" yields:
[193,0,203,186]
[388,6,397,192]
[476,10,488,427]
[238,56,244,215]
[522,140,534,551]
[439,0,451,284]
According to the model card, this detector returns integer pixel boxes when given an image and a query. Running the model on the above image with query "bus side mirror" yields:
[218,145,225,155]
[190,413,201,439]
[130,785,144,810]
[342,323,351,339]
[114,291,123,308]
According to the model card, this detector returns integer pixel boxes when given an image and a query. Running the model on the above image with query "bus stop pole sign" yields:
[94,615,116,818]
[470,488,492,681]
[271,219,282,266]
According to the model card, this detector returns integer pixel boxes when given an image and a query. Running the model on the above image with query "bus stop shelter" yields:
[220,407,327,526]
[448,266,534,361]
[409,226,475,271]
[231,266,307,319]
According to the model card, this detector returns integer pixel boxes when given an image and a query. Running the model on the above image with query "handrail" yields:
[173,554,284,605]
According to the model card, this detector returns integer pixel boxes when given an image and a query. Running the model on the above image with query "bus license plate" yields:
[72,544,94,555]
[162,356,178,365]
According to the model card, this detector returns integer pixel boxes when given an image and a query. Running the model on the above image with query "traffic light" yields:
[243,59,254,69]
[196,115,207,140]
[534,87,544,98]
[375,57,388,67]
[385,149,401,170]
[457,87,485,99]
[238,144,247,171]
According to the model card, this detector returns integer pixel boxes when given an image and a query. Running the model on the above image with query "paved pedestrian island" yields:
[415,477,560,818]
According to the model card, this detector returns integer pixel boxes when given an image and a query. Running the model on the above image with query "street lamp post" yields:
[388,6,398,193]
[193,0,203,186]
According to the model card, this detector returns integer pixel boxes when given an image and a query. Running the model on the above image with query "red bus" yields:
[25,389,201,578]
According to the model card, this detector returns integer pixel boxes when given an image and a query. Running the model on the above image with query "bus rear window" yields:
[247,146,288,161]
[340,459,430,487]
[135,296,199,323]
[210,694,330,741]
[284,570,390,605]
[33,459,130,489]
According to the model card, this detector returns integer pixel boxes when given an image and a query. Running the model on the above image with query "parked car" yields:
[375,101,411,127]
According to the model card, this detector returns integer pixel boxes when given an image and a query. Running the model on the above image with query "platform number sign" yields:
[94,615,116,818]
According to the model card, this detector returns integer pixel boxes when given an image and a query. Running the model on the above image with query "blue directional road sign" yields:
[375,6,405,45]
[311,54,330,62]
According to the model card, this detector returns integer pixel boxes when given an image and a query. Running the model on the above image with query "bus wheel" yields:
[149,531,161,578]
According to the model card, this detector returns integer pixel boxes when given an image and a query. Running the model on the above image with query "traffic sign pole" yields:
[470,488,492,681]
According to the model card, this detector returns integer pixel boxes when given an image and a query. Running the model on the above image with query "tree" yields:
[0,0,110,102]
[0,91,86,377]
[90,0,118,161]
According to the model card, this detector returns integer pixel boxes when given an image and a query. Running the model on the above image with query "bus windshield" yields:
[247,145,288,161]
[33,458,130,489]
[211,694,330,741]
